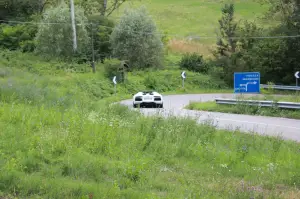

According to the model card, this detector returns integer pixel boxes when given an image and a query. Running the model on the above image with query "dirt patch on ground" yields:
[168,39,215,58]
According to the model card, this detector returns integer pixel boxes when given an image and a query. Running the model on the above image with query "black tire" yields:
[133,104,137,108]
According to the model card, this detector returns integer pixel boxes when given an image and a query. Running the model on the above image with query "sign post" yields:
[234,72,260,94]
[112,76,117,95]
[181,71,186,88]
[295,71,299,87]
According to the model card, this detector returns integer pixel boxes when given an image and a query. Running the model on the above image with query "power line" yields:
[1,19,300,40]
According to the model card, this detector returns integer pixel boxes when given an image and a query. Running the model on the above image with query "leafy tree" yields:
[212,3,239,85]
[74,0,102,15]
[74,0,137,17]
[110,6,163,69]
[0,0,50,21]
[101,0,126,16]
[215,3,237,57]
[0,0,134,21]
[237,20,262,50]
[243,0,300,84]
[35,2,90,59]
[0,23,37,52]
[87,15,114,62]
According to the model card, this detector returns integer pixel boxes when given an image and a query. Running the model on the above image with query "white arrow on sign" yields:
[295,71,300,79]
[239,81,257,92]
[181,71,186,79]
[112,76,117,85]
[248,81,257,85]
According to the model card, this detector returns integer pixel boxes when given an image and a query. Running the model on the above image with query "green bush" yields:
[0,50,90,75]
[143,73,177,92]
[179,53,208,73]
[87,15,115,62]
[0,24,37,52]
[103,58,123,80]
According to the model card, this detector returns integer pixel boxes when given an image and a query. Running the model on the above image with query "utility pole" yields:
[70,0,77,51]
[91,23,96,73]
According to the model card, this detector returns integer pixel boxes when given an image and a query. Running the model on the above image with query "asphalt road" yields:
[120,94,300,142]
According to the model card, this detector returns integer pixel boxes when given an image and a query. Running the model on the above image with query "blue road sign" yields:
[234,72,260,93]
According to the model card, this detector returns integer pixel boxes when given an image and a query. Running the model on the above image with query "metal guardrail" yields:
[215,98,300,109]
[260,84,300,91]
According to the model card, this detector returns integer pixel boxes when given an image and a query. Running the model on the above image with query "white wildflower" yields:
[266,162,278,172]
[220,163,228,168]
[87,111,98,123]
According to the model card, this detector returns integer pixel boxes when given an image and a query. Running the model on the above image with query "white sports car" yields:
[133,91,163,108]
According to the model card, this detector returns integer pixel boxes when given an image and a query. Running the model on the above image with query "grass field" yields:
[111,0,271,55]
[0,50,228,103]
[1,96,300,198]
[1,51,300,198]
[1,1,299,197]
[241,94,300,103]
[187,94,300,119]
[112,0,269,37]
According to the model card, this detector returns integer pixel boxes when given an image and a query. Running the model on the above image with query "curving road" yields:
[120,94,300,142]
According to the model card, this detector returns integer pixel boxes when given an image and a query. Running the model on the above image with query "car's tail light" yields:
[154,97,161,101]
[135,96,142,101]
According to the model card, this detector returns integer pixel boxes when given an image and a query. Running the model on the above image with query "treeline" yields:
[1,0,300,86]
[0,0,163,72]
[211,1,300,85]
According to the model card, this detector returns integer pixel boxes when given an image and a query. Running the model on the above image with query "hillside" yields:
[1,0,300,198]
[111,0,271,55]
[1,51,300,198]
[0,51,227,104]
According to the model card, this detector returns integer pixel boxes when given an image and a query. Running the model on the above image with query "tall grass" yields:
[0,50,229,102]
[187,94,300,119]
[1,87,300,198]
[1,51,300,198]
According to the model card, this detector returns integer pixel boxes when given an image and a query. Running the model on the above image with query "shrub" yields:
[87,15,114,62]
[103,58,123,81]
[0,23,37,52]
[179,53,208,73]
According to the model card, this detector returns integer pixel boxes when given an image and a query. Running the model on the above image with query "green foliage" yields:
[161,30,171,55]
[0,50,228,103]
[1,96,300,198]
[0,23,37,52]
[0,50,299,198]
[103,58,122,79]
[0,0,44,21]
[241,39,292,84]
[187,96,300,119]
[87,15,114,62]
[110,6,164,69]
[35,2,90,59]
[179,53,208,73]
[74,0,103,15]
[0,50,90,75]
[215,3,237,57]
[212,1,300,86]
